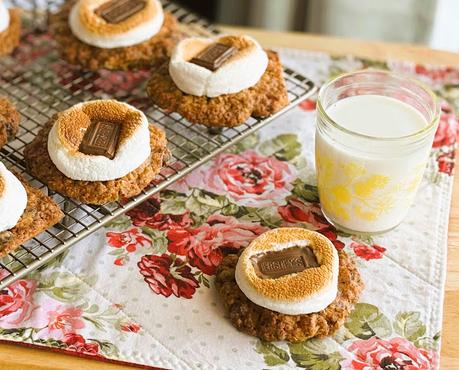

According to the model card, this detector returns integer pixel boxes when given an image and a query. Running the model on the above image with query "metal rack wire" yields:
[0,0,316,289]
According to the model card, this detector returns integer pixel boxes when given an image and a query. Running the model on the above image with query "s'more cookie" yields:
[24,99,168,204]
[49,0,181,71]
[0,96,20,148]
[147,35,289,127]
[0,1,21,57]
[215,227,363,342]
[0,162,63,256]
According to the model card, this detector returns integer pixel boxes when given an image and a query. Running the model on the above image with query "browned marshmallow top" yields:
[55,100,143,154]
[77,0,160,35]
[237,228,337,302]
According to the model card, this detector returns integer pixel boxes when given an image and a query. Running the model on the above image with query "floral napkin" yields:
[0,49,457,370]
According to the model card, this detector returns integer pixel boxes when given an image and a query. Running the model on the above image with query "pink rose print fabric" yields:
[434,103,458,149]
[278,198,345,250]
[138,254,199,299]
[35,304,85,340]
[183,150,296,207]
[342,337,438,370]
[0,280,37,329]
[127,200,193,231]
[119,322,141,333]
[63,333,100,356]
[106,227,151,266]
[0,46,453,369]
[167,214,267,275]
[351,242,386,261]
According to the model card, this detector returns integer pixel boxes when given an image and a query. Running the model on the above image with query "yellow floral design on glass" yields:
[316,148,425,225]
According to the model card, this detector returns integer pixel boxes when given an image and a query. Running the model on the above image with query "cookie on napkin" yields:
[215,227,364,342]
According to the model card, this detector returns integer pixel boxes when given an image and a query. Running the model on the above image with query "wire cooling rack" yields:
[0,0,316,289]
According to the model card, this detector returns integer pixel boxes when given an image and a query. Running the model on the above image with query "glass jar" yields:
[315,70,440,234]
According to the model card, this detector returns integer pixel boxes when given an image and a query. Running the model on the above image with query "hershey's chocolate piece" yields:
[95,0,146,24]
[189,43,237,71]
[79,120,121,159]
[251,246,319,279]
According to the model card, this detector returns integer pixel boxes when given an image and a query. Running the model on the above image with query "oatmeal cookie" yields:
[215,250,364,342]
[0,173,63,257]
[49,0,182,71]
[0,96,20,148]
[146,50,288,127]
[23,116,168,205]
[0,8,21,57]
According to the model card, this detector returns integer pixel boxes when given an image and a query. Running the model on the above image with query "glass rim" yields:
[316,69,440,142]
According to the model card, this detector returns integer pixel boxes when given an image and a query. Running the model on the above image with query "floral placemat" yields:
[0,48,457,370]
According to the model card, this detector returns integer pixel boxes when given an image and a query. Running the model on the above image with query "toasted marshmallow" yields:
[169,35,268,97]
[235,228,339,315]
[69,0,164,49]
[47,100,151,182]
[0,1,10,34]
[0,162,27,233]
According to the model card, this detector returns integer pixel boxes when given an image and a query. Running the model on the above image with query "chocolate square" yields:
[251,246,319,279]
[189,43,238,71]
[95,0,147,24]
[79,120,121,160]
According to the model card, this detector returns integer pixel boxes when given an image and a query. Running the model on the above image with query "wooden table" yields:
[1,27,458,370]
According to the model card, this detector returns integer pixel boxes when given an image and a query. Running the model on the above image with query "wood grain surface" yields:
[0,27,458,370]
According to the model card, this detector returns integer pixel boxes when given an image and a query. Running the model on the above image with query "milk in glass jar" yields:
[315,70,440,234]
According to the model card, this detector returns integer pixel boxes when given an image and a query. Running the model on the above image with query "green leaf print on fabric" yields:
[258,134,302,161]
[34,337,68,348]
[288,338,343,369]
[290,156,309,177]
[345,303,392,339]
[414,335,440,351]
[105,215,132,230]
[160,189,238,219]
[358,58,389,70]
[95,339,120,357]
[239,206,283,228]
[291,180,320,203]
[160,191,188,215]
[255,341,290,366]
[0,327,27,339]
[332,326,357,345]
[38,271,96,303]
[80,302,126,332]
[185,189,236,217]
[394,311,427,342]
[232,133,260,154]
[196,271,210,288]
[140,228,168,254]
[438,84,459,113]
